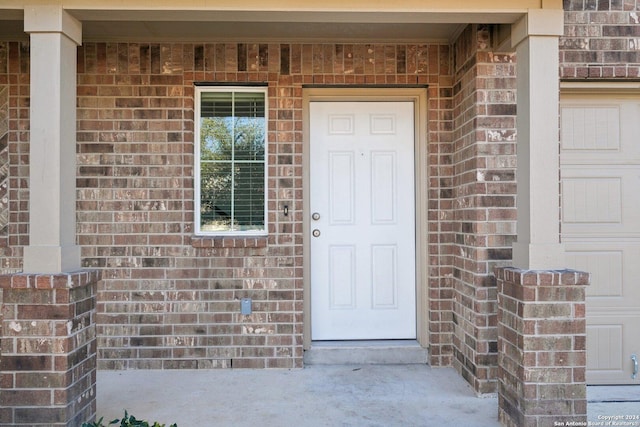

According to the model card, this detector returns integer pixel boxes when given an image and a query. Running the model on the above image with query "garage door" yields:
[560,93,640,385]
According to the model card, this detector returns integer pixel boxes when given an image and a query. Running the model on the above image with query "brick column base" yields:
[0,270,100,426]
[496,267,589,427]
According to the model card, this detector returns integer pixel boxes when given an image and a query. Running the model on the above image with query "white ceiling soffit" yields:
[80,21,462,43]
[0,9,524,43]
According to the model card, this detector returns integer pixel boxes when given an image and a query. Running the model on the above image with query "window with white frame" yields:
[195,86,267,235]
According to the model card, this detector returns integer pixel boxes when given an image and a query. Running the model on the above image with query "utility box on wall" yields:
[241,298,252,315]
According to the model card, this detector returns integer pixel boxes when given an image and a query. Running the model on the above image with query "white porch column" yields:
[23,6,82,273]
[511,9,565,270]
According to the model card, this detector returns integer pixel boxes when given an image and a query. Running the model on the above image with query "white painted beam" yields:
[23,6,82,273]
[511,9,565,270]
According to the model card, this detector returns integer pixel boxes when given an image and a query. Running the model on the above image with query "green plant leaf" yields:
[81,417,104,427]
[89,410,176,427]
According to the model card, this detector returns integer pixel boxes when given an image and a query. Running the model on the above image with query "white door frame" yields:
[302,87,429,350]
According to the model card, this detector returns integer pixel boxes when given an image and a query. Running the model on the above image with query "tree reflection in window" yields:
[199,90,266,233]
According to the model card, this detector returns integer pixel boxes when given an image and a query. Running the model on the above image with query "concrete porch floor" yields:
[96,365,640,427]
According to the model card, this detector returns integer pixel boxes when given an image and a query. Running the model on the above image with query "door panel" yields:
[310,101,416,340]
[561,95,640,384]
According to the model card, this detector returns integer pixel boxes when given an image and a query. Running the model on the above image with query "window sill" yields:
[190,235,268,248]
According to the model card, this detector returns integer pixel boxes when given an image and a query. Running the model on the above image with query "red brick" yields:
[1,354,52,371]
[17,304,73,320]
[536,351,586,367]
[14,407,66,424]
[535,319,586,335]
[15,371,69,388]
[2,389,51,406]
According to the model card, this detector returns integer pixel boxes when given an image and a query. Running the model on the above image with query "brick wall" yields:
[0,2,630,417]
[426,48,456,368]
[0,42,28,274]
[451,25,517,394]
[0,81,8,255]
[0,270,99,426]
[497,267,589,427]
[562,0,640,78]
[0,41,456,369]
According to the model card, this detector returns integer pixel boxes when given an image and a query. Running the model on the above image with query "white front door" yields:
[310,101,416,340]
[561,93,640,384]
